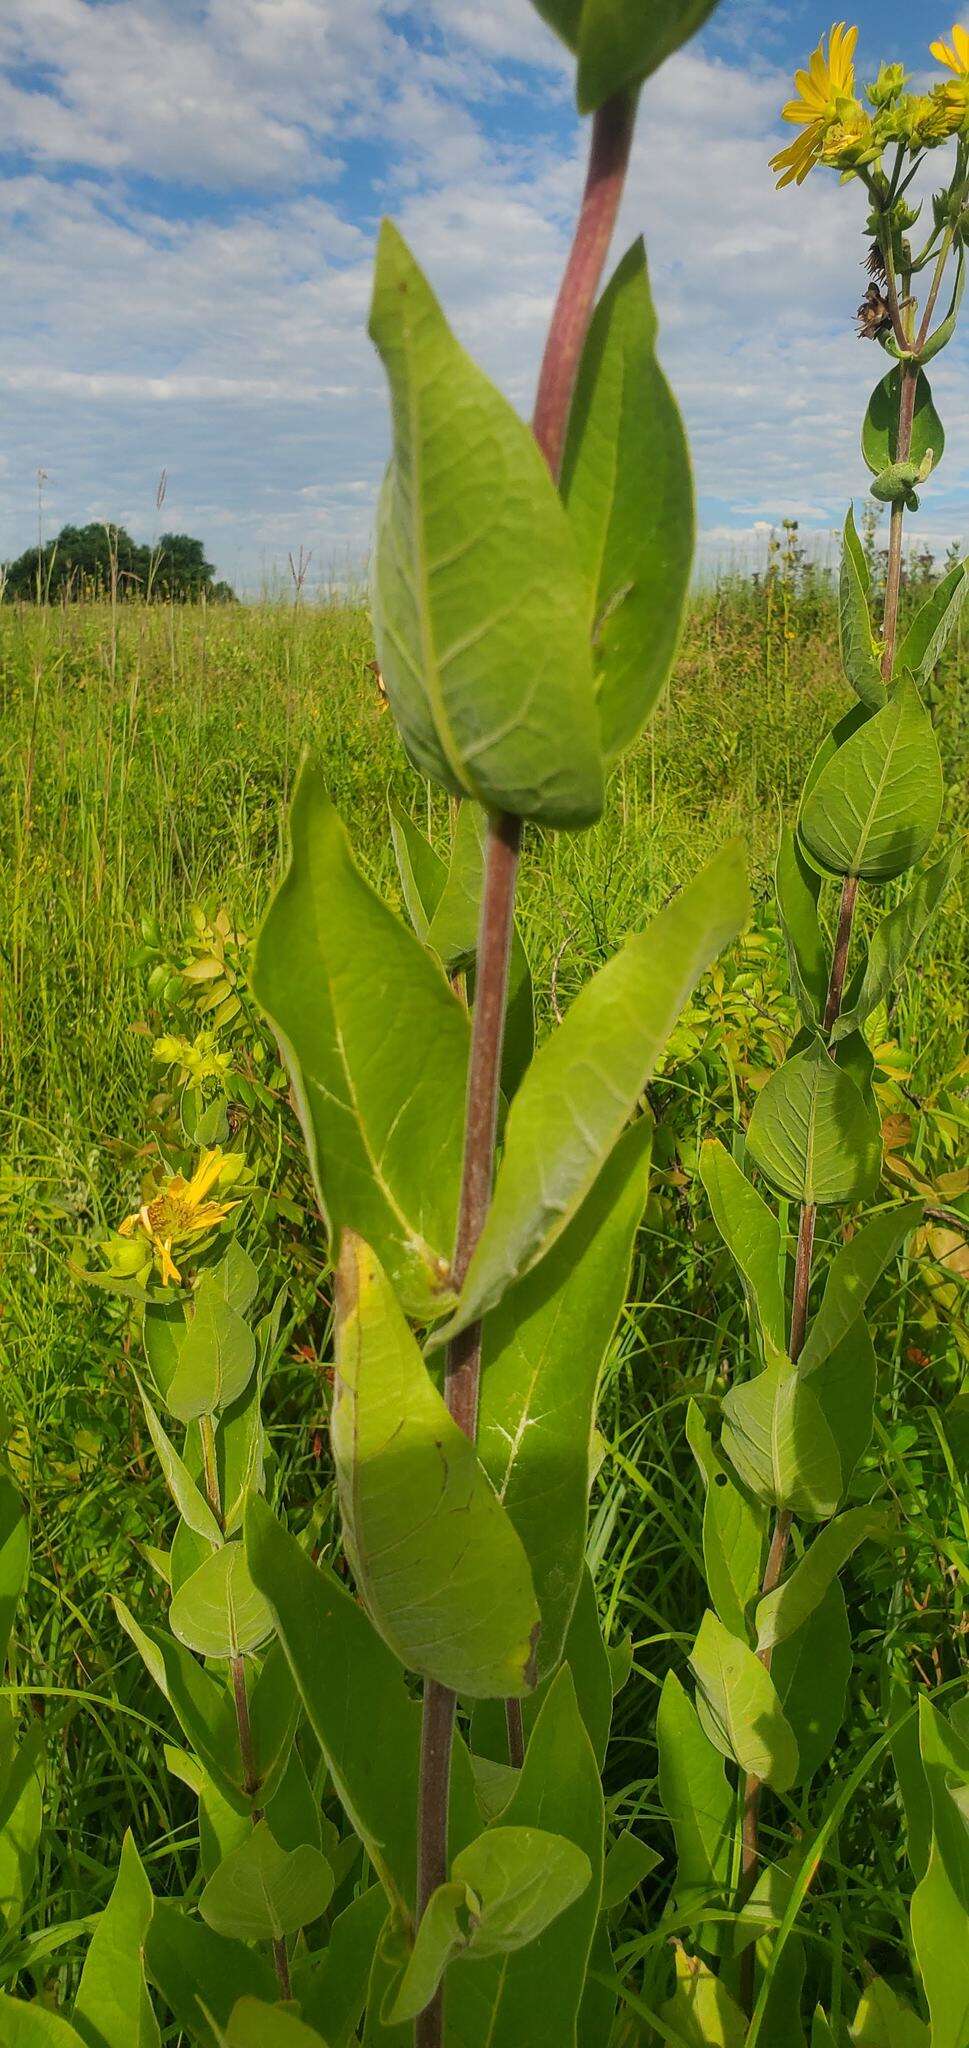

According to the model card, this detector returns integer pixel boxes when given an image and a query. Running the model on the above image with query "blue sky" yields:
[0,0,966,592]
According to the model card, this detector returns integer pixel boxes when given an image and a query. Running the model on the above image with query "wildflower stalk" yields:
[739,207,945,2001]
[414,86,639,2048]
[198,1413,292,2002]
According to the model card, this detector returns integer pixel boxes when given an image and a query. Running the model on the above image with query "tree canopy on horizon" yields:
[1,522,235,601]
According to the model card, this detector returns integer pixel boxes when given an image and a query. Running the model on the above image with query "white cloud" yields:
[0,0,966,588]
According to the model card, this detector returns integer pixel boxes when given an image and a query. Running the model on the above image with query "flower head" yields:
[931,22,969,75]
[118,1147,245,1285]
[770,22,861,187]
[931,23,969,133]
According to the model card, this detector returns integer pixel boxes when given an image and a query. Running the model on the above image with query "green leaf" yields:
[689,1610,798,1792]
[579,0,721,112]
[721,1363,842,1520]
[446,1669,604,2048]
[832,848,960,1043]
[656,1670,734,1940]
[918,245,966,365]
[369,221,603,827]
[745,1036,881,1207]
[332,1235,540,1698]
[390,1827,591,2023]
[799,1203,924,1374]
[217,1376,266,1539]
[252,766,469,1321]
[0,1477,28,1671]
[773,1579,851,1787]
[839,506,885,710]
[577,1918,620,2048]
[799,681,943,882]
[775,825,829,1029]
[862,367,944,477]
[808,1319,876,1495]
[200,1820,333,1943]
[896,559,968,680]
[439,838,749,1339]
[213,1241,260,1318]
[0,2000,85,2046]
[687,1402,767,1641]
[561,237,693,765]
[911,1696,969,2048]
[424,801,486,972]
[144,1902,276,2048]
[0,1714,44,1938]
[659,1941,747,2048]
[698,1140,786,1361]
[298,1884,387,2046]
[850,1976,929,2047]
[169,1544,274,1661]
[165,1276,256,1425]
[73,1832,158,2048]
[143,1300,187,1407]
[112,1600,247,1812]
[136,1385,222,1548]
[248,1643,302,1813]
[388,801,446,944]
[601,1830,660,1912]
[477,1118,652,1674]
[471,1560,615,1775]
[245,1500,479,1917]
[413,801,535,1099]
[755,1507,895,1652]
[221,2001,329,2048]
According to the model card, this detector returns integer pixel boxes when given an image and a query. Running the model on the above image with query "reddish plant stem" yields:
[532,89,638,477]
[414,89,639,2048]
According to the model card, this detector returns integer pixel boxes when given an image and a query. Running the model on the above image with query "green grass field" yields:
[1,581,966,2018]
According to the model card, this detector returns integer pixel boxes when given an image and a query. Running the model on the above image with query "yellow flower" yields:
[930,22,969,130]
[118,1147,244,1285]
[770,22,861,186]
[931,22,969,74]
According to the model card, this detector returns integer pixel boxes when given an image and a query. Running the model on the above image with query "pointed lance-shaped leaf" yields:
[144,1903,276,2048]
[698,1140,786,1362]
[72,1832,159,2048]
[839,506,885,710]
[896,558,968,681]
[721,1362,842,1521]
[774,1578,852,1788]
[435,837,749,1340]
[775,824,828,1029]
[799,681,943,883]
[252,766,469,1321]
[477,1117,652,1676]
[688,1609,799,1792]
[561,237,694,766]
[686,1401,767,1642]
[331,1235,541,1699]
[746,1036,881,1208]
[388,799,447,943]
[656,1670,734,1947]
[244,1498,480,1919]
[798,1202,924,1375]
[0,1475,28,1672]
[832,847,960,1042]
[369,221,603,827]
[911,1696,969,2048]
[444,1668,604,2048]
[755,1506,896,1653]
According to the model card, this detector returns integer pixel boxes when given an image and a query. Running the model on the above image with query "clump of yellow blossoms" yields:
[118,1146,246,1285]
[771,21,969,188]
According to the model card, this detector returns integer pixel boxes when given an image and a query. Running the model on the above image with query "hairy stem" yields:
[415,88,639,2048]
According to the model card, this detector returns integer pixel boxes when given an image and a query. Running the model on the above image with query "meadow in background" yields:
[1,555,965,2002]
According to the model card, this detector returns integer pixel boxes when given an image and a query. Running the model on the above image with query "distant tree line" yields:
[1,524,235,602]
